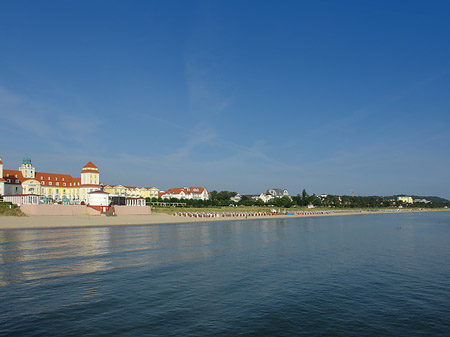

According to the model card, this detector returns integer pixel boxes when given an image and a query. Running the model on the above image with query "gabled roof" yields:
[83,161,98,169]
[162,187,186,195]
[160,186,209,196]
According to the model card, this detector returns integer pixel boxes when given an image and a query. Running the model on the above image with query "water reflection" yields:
[0,227,114,286]
[1,220,296,286]
[0,231,26,285]
[2,215,443,287]
[2,213,450,337]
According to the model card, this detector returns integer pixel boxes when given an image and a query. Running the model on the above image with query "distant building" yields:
[267,188,289,197]
[247,195,260,201]
[230,193,242,203]
[413,198,431,204]
[258,193,274,203]
[160,186,210,200]
[103,184,159,199]
[397,196,413,204]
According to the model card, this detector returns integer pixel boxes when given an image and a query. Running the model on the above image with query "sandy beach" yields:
[0,209,447,230]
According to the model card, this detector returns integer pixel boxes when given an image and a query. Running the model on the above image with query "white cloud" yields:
[0,85,102,152]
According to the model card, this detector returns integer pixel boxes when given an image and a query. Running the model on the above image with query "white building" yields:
[88,190,110,206]
[3,194,40,205]
[258,193,274,203]
[267,188,289,197]
[230,193,242,203]
[160,186,210,200]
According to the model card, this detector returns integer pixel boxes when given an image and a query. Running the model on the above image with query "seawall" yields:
[114,206,152,215]
[20,204,100,216]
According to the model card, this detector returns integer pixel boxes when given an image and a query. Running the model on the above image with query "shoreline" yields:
[0,208,448,230]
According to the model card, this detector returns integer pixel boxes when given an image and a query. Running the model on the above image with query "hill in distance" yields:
[393,195,449,203]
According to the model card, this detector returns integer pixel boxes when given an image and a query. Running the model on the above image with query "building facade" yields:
[103,185,160,199]
[160,186,210,200]
[397,196,414,204]
[0,156,101,204]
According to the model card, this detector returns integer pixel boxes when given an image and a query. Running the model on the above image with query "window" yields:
[41,181,45,185]
[63,183,66,186]
[49,182,52,186]
[55,177,58,181]
[15,175,17,178]
[48,177,50,180]
[6,174,9,177]
[56,182,59,186]
[15,180,19,183]
[7,179,10,183]
[41,176,43,179]
[62,178,65,181]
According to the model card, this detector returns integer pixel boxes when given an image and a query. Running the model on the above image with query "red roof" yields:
[160,186,209,197]
[3,170,25,184]
[36,172,79,186]
[2,164,100,188]
[83,161,98,169]
[2,169,90,188]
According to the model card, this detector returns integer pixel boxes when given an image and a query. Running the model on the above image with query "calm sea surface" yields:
[1,212,450,336]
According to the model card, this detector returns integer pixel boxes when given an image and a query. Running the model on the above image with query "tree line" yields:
[147,189,450,209]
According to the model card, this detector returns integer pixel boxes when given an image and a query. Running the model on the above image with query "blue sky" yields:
[1,0,450,198]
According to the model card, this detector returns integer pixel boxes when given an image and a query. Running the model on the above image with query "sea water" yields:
[1,212,450,336]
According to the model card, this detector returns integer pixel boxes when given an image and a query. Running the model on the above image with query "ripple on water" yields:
[1,212,450,336]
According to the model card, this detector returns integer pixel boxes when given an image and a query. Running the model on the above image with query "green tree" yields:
[310,194,322,206]
[292,193,302,205]
[280,196,293,208]
[302,189,309,199]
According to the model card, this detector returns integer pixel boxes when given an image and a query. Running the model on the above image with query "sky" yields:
[1,0,450,198]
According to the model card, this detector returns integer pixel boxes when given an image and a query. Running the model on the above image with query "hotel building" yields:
[0,156,101,204]
[102,185,160,199]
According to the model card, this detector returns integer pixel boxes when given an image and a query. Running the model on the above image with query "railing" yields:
[150,202,187,207]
